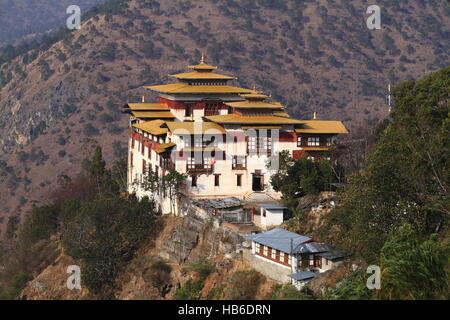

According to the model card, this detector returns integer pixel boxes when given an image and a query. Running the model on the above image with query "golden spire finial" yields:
[313,111,317,120]
[200,52,205,64]
[142,96,145,103]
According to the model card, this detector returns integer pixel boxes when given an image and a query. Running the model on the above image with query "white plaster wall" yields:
[261,209,284,228]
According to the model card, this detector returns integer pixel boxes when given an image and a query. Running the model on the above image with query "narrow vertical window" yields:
[214,174,220,187]
[192,175,198,187]
[236,174,242,186]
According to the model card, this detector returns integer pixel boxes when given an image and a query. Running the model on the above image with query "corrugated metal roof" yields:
[205,114,304,124]
[165,122,226,134]
[133,120,168,135]
[188,63,218,71]
[257,203,287,210]
[300,146,330,151]
[170,72,235,80]
[192,197,244,210]
[242,126,282,129]
[294,242,330,254]
[245,228,311,254]
[145,83,252,94]
[155,142,176,154]
[295,121,349,134]
[317,248,348,261]
[288,271,316,281]
[124,103,169,111]
[226,101,285,109]
[131,111,176,119]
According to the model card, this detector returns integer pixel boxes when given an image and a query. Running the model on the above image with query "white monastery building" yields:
[125,58,349,214]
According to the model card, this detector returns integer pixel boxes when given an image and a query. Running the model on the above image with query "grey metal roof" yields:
[192,197,244,210]
[245,228,311,254]
[257,203,287,210]
[317,248,348,261]
[294,242,331,254]
[288,271,316,281]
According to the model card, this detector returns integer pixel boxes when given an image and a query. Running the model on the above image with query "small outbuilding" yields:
[253,203,287,229]
[288,271,316,290]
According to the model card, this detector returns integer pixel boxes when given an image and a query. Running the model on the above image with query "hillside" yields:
[0,0,449,232]
[0,0,107,47]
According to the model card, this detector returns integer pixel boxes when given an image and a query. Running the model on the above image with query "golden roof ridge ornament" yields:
[188,52,217,71]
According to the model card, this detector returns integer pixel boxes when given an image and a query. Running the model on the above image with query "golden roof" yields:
[145,83,252,94]
[155,142,177,154]
[124,103,169,111]
[273,111,290,117]
[131,111,176,119]
[301,146,331,151]
[241,126,282,129]
[226,101,284,110]
[295,121,349,134]
[133,120,168,135]
[165,122,226,134]
[205,114,304,125]
[188,56,218,71]
[182,147,221,152]
[240,92,269,100]
[169,72,235,80]
[188,63,218,71]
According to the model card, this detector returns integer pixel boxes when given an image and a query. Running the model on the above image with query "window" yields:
[326,137,332,146]
[214,174,220,187]
[248,136,257,152]
[204,135,218,147]
[307,137,320,146]
[247,130,272,155]
[255,243,260,253]
[204,103,220,116]
[192,175,198,187]
[232,156,246,169]
[271,249,276,259]
[187,157,195,169]
[184,135,192,147]
[260,135,272,155]
[280,252,285,262]
[262,209,266,217]
[297,136,302,147]
[194,136,202,148]
[142,160,146,175]
[325,258,328,266]
[263,246,268,256]
[185,104,193,117]
[236,174,242,187]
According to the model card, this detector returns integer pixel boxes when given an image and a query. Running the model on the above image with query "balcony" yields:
[187,164,213,174]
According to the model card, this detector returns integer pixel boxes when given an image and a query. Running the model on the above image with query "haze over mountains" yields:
[0,0,449,232]
[0,0,107,47]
